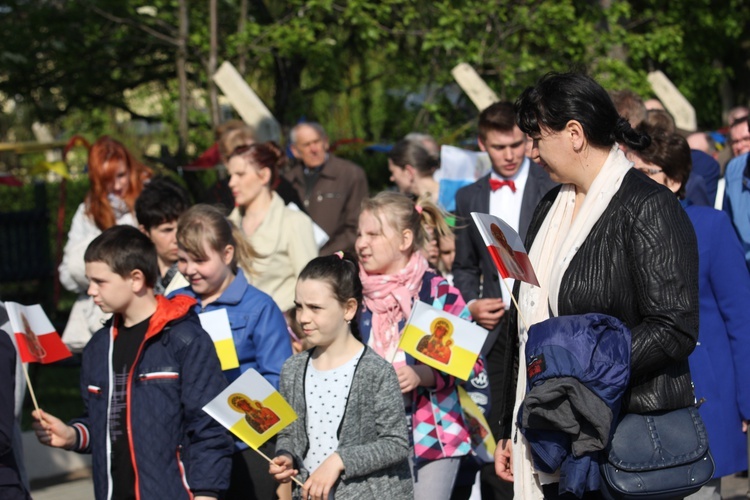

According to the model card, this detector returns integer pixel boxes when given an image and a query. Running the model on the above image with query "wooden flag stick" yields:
[501,277,530,334]
[388,303,419,365]
[22,363,41,415]
[253,447,305,488]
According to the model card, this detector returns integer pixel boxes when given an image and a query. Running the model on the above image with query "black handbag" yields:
[599,406,715,500]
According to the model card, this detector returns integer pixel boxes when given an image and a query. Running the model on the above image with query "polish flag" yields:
[5,302,72,364]
[471,212,539,286]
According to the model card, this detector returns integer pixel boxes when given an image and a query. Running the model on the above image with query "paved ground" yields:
[29,467,750,499]
[719,473,748,499]
[29,468,93,500]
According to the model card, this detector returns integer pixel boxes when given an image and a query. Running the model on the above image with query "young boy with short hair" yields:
[32,225,233,500]
[135,176,191,295]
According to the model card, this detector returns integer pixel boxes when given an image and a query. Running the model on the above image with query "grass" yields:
[21,359,84,431]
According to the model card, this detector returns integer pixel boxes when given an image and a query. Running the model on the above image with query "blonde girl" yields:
[355,191,483,499]
[171,203,292,500]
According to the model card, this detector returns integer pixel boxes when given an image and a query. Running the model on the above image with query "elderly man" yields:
[284,122,368,255]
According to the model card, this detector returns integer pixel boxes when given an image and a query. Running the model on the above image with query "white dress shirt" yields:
[489,157,530,308]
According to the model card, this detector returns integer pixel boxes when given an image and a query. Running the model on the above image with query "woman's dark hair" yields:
[515,72,651,151]
[245,141,285,190]
[388,138,440,177]
[632,123,691,200]
[298,254,363,341]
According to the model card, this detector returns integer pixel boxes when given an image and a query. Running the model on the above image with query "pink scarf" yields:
[360,252,429,359]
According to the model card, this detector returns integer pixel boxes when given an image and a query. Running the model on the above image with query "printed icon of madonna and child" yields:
[229,394,281,434]
[416,317,455,365]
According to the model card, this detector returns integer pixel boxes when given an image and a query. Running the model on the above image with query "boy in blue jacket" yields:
[32,225,233,500]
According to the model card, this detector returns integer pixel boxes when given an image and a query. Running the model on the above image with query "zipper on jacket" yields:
[124,334,155,500]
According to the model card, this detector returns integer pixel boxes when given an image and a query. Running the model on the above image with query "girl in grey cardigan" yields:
[270,255,413,500]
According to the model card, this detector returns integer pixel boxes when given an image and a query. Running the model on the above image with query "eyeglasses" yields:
[227,143,256,160]
[636,166,663,176]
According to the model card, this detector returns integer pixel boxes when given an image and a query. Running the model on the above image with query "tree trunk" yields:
[208,0,220,127]
[273,54,304,126]
[177,0,189,162]
[237,0,248,76]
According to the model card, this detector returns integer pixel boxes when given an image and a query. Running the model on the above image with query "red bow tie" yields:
[490,178,517,193]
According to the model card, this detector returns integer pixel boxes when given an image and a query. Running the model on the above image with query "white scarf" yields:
[512,145,632,499]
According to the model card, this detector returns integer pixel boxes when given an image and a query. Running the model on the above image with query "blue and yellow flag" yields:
[399,301,488,381]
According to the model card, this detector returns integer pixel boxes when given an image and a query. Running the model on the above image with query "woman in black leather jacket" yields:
[493,72,699,499]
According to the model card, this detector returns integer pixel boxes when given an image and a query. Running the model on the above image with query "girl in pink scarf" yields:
[356,191,481,500]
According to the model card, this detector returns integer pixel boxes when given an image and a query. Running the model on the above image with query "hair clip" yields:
[415,204,423,214]
[334,251,344,259]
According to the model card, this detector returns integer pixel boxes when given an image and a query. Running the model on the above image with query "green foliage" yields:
[0,0,749,157]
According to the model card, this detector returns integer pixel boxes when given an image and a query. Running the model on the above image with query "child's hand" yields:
[396,365,435,393]
[31,409,77,450]
[303,452,344,500]
[396,365,420,393]
[269,454,298,483]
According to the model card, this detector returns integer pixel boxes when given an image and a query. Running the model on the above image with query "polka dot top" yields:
[303,347,364,474]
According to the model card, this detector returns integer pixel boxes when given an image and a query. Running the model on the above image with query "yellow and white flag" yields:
[199,309,240,371]
[399,301,488,381]
[458,386,496,462]
[203,369,297,449]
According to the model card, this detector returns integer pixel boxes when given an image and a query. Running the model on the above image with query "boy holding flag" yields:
[31,226,233,500]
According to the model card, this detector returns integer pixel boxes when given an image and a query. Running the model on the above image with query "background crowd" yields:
[2,69,750,500]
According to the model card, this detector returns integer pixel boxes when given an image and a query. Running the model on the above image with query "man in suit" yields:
[453,101,556,499]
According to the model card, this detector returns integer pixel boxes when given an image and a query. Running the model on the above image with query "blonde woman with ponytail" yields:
[171,203,292,500]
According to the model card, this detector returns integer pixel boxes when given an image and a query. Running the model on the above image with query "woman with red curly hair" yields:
[59,137,152,351]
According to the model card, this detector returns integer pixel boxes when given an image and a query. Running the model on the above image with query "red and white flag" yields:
[5,302,71,364]
[471,212,539,286]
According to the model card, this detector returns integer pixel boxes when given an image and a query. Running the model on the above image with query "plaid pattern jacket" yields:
[360,271,483,462]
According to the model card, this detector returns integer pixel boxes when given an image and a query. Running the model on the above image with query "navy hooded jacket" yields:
[69,295,233,499]
[519,313,631,497]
